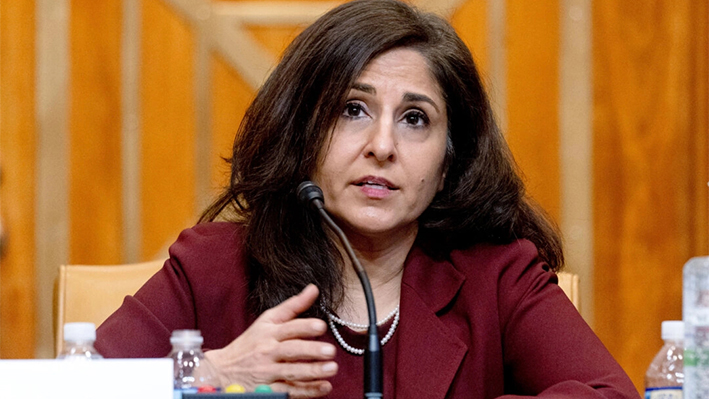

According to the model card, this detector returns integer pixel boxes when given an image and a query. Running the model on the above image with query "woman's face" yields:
[312,48,448,241]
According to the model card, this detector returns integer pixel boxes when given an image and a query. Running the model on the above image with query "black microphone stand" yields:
[297,182,383,399]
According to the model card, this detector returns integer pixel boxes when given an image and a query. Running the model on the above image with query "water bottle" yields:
[169,330,219,398]
[644,320,683,398]
[683,256,709,398]
[56,322,103,360]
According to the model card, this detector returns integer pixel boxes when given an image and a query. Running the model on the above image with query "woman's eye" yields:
[343,102,365,118]
[403,110,429,126]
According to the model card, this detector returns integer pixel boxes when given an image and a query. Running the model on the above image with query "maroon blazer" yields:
[96,222,640,398]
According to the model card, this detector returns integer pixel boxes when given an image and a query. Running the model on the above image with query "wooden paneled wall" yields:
[593,0,709,391]
[0,0,707,393]
[505,1,560,221]
[69,0,123,265]
[0,0,37,359]
[140,0,197,260]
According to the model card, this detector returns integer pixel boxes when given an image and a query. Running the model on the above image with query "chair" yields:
[557,271,580,311]
[54,259,164,355]
[53,261,581,354]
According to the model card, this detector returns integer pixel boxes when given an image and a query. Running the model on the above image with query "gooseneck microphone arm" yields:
[297,181,383,399]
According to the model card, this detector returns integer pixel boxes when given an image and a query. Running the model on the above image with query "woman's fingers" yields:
[273,339,336,362]
[271,380,333,399]
[262,284,320,324]
[269,360,338,382]
[205,285,338,392]
[274,318,327,341]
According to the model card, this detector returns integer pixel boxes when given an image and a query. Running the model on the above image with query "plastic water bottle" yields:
[644,320,683,398]
[683,256,709,398]
[169,330,219,398]
[56,322,103,360]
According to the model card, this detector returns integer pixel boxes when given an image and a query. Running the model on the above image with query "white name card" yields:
[0,358,173,399]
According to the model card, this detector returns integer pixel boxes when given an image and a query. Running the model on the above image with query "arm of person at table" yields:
[95,223,337,398]
[462,240,641,398]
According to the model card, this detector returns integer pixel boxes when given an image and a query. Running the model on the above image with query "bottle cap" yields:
[64,322,97,342]
[661,320,684,340]
[170,329,204,345]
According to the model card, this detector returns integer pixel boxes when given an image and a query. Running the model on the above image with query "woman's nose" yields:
[365,119,396,162]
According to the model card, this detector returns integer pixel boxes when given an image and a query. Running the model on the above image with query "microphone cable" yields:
[297,181,383,399]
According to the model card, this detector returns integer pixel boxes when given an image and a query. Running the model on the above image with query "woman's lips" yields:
[352,176,398,199]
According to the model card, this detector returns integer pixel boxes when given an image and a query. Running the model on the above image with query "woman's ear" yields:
[438,132,453,193]
[437,172,446,192]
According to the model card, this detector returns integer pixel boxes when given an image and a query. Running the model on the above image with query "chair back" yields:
[557,271,580,310]
[54,260,164,355]
[53,261,580,354]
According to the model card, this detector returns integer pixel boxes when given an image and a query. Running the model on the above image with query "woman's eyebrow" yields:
[352,82,375,94]
[350,83,440,113]
[403,92,440,112]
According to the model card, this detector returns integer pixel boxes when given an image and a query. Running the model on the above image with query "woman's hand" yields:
[204,284,338,398]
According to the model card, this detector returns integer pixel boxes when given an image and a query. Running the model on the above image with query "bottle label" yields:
[644,387,682,399]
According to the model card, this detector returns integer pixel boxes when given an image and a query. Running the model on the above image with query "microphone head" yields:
[297,181,325,209]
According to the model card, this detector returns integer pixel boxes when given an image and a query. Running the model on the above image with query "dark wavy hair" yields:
[201,0,563,315]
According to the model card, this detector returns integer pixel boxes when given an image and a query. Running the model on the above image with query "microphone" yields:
[296,181,383,399]
[297,181,325,210]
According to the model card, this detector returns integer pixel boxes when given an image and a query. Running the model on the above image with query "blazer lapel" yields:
[395,247,467,399]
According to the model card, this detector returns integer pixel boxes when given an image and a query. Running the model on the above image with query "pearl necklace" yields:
[323,305,400,356]
[326,305,399,331]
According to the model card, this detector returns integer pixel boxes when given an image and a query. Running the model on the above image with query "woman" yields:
[96,1,640,398]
